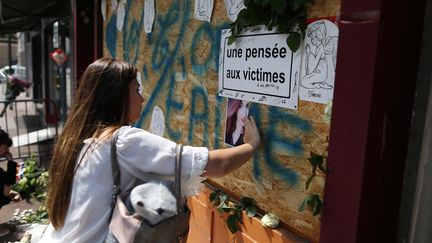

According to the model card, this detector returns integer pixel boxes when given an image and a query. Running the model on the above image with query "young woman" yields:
[41,58,260,242]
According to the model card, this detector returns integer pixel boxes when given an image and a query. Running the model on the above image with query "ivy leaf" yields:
[247,4,267,26]
[240,197,255,208]
[235,208,243,222]
[287,32,301,52]
[220,194,229,204]
[311,195,322,216]
[236,9,249,27]
[261,0,271,6]
[245,206,257,217]
[298,20,307,39]
[271,0,287,14]
[299,196,310,212]
[227,214,239,233]
[217,203,234,213]
[305,175,313,190]
[228,35,236,45]
[312,201,321,216]
[308,152,323,167]
[299,194,322,216]
[318,163,329,174]
[209,191,219,203]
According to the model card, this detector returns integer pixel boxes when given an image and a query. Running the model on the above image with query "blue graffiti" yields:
[262,107,312,184]
[123,0,144,64]
[188,86,209,146]
[212,25,229,71]
[190,23,213,75]
[135,0,191,127]
[190,23,230,75]
[150,1,183,71]
[213,95,224,146]
[114,0,313,187]
[165,74,184,141]
[179,56,186,80]
[248,105,263,181]
[142,64,148,80]
[106,14,118,57]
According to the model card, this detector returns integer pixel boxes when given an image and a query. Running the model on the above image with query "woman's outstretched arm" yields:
[204,117,260,178]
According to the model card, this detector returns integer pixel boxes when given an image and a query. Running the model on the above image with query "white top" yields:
[40,126,209,243]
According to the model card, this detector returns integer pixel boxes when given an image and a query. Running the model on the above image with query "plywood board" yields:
[102,0,341,241]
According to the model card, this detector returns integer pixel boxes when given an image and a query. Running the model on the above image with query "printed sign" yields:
[218,27,302,109]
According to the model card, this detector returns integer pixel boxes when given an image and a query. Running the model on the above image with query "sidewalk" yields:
[0,160,46,243]
[0,201,44,242]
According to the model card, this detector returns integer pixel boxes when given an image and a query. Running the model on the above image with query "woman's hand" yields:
[242,116,260,150]
[205,116,261,178]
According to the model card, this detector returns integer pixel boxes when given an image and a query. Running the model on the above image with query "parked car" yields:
[0,65,26,81]
[0,70,8,83]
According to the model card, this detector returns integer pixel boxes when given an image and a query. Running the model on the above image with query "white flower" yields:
[260,213,280,228]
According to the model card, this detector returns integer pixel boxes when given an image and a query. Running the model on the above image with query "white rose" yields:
[260,213,280,228]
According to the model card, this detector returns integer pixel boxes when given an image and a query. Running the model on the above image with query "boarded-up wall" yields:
[103,0,340,241]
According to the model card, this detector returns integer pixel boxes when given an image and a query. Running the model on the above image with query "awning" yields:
[0,0,70,34]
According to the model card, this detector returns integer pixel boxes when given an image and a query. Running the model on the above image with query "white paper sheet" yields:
[223,0,245,22]
[116,0,126,31]
[101,0,107,22]
[194,0,214,22]
[149,106,165,136]
[111,0,118,10]
[137,71,143,94]
[299,19,339,104]
[144,0,155,33]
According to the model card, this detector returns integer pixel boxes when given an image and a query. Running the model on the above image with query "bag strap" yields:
[175,144,184,213]
[110,129,121,213]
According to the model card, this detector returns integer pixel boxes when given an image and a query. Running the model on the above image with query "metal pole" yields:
[60,63,66,121]
[8,34,12,72]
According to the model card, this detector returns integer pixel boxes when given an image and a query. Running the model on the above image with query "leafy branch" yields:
[228,0,311,52]
[299,194,322,216]
[305,152,328,190]
[209,190,257,234]
[299,152,328,216]
[12,154,48,201]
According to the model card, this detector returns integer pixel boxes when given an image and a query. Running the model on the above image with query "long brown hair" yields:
[46,58,137,229]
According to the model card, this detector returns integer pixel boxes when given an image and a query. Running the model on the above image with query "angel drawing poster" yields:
[299,19,339,104]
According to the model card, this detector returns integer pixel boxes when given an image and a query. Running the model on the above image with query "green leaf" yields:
[271,0,287,14]
[261,0,271,6]
[287,32,301,52]
[305,175,313,190]
[318,164,328,174]
[235,209,243,222]
[220,194,229,204]
[298,21,307,39]
[308,152,323,167]
[209,191,219,203]
[227,215,239,234]
[228,34,236,45]
[311,195,322,216]
[240,197,255,208]
[299,197,310,212]
[236,9,249,27]
[245,206,257,217]
[217,204,234,213]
